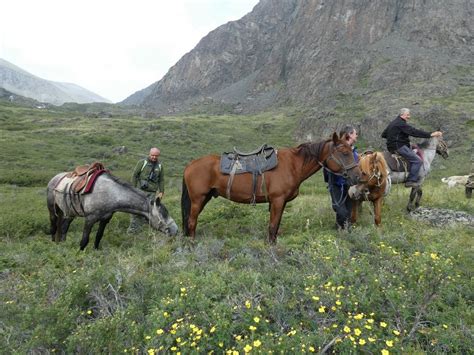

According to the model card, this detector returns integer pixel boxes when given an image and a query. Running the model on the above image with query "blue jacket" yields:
[324,148,358,187]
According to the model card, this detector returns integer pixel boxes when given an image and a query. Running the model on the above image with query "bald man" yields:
[128,147,165,233]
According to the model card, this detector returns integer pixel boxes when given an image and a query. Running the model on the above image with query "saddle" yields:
[66,162,107,193]
[383,146,424,173]
[220,144,278,204]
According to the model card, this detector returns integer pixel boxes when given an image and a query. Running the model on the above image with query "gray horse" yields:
[350,136,448,212]
[47,172,178,250]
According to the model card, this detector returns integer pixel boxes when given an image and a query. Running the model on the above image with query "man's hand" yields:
[431,131,443,137]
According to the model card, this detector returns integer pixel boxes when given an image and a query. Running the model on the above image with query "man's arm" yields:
[399,122,432,138]
[131,160,143,188]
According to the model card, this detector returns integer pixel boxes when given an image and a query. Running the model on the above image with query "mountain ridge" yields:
[0,58,111,105]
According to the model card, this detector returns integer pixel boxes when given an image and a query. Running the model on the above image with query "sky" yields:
[0,0,259,103]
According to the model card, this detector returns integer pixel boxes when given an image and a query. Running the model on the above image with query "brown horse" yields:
[349,152,389,226]
[181,133,362,243]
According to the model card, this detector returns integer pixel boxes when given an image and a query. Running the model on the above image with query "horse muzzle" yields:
[348,185,368,200]
[166,222,179,236]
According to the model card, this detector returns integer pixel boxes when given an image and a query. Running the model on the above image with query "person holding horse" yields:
[127,147,165,234]
[324,125,359,230]
[381,108,442,188]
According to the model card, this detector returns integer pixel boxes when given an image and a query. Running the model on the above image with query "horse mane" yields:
[295,140,331,165]
[360,153,389,178]
[104,173,148,198]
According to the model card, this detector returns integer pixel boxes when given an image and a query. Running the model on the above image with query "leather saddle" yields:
[220,144,277,175]
[382,152,409,173]
[220,144,278,204]
[66,162,106,193]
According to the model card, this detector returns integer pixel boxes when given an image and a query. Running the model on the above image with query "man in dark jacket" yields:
[324,125,359,230]
[381,108,442,187]
[127,147,165,233]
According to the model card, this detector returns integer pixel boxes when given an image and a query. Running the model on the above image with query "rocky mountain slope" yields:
[0,58,111,105]
[121,0,473,121]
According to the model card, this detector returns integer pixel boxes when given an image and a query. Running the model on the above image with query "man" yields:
[381,108,442,188]
[127,147,165,234]
[324,125,358,230]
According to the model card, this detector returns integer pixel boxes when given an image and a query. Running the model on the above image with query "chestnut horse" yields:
[349,152,390,226]
[181,133,361,243]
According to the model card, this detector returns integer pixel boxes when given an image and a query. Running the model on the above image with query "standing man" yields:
[127,147,165,234]
[381,108,442,187]
[324,125,359,230]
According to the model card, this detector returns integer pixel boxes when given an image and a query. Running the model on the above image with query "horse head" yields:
[349,152,389,200]
[323,132,361,185]
[149,198,178,236]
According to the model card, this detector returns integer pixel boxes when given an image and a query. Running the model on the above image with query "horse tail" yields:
[181,178,191,236]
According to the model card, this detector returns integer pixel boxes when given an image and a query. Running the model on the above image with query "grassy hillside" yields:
[0,102,472,353]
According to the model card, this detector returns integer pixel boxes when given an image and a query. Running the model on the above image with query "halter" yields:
[319,143,359,178]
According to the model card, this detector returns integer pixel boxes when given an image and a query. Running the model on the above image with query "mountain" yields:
[121,0,473,117]
[0,58,111,105]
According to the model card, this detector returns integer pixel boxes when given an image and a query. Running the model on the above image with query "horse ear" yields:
[332,132,339,144]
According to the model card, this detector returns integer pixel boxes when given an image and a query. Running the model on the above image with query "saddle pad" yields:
[220,149,278,175]
[382,151,408,172]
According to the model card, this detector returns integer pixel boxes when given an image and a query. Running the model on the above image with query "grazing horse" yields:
[47,172,178,250]
[349,152,390,226]
[181,133,361,243]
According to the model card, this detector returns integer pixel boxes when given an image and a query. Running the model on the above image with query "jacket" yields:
[131,158,164,193]
[381,116,431,152]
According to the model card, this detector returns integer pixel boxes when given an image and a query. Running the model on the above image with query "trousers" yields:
[396,145,423,182]
[328,183,352,229]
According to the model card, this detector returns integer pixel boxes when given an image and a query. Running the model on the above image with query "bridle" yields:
[319,143,359,178]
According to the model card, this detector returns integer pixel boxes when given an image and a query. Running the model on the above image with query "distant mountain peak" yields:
[0,58,111,105]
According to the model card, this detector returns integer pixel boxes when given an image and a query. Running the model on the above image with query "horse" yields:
[350,136,448,213]
[348,152,390,226]
[181,132,362,243]
[47,172,178,250]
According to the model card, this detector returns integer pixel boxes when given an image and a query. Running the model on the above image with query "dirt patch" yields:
[409,207,474,227]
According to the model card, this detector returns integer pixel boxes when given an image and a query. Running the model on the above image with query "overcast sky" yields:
[0,0,259,103]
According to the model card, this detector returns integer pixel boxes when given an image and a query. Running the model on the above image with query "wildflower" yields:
[367,319,374,324]
[147,349,155,355]
[219,342,224,347]
[386,340,394,347]
[359,339,366,345]
[145,336,151,340]
[381,350,390,355]
[156,328,164,335]
[368,337,376,342]
[318,306,326,313]
[245,300,251,309]
[380,322,387,328]
[163,312,169,318]
[344,326,351,333]
[354,328,361,336]
[87,310,92,315]
[253,340,262,347]
[354,313,364,320]
[244,344,252,353]
[430,253,439,260]
[287,329,297,336]
[253,317,260,323]
[235,335,242,341]
[335,300,342,306]
[393,330,400,336]
[312,296,320,301]
[210,326,216,333]
[180,287,186,292]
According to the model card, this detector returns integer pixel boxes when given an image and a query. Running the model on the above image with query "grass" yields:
[0,102,472,353]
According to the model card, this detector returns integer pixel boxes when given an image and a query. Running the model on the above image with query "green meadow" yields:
[0,101,472,353]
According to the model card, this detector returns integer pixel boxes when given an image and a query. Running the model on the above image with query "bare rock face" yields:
[121,0,473,115]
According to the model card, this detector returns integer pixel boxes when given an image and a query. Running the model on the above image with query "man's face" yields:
[347,130,358,145]
[401,112,410,120]
[149,149,160,162]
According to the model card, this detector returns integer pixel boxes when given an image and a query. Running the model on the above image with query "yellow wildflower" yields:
[335,300,342,306]
[430,253,439,260]
[147,349,155,355]
[368,337,376,342]
[253,340,262,347]
[386,340,394,347]
[244,344,252,353]
[343,326,351,333]
[354,328,361,336]
[156,329,164,335]
[249,325,257,331]
[359,339,366,345]
[210,326,216,333]
[354,313,364,320]
[380,322,387,328]
[312,296,320,301]
[393,330,400,336]
[245,300,251,309]
[253,317,260,323]
[381,350,390,355]
[318,306,326,313]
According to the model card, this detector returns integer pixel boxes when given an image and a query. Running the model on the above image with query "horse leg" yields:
[407,187,418,212]
[414,187,423,209]
[351,200,360,224]
[59,217,74,242]
[373,198,382,226]
[94,216,112,249]
[79,220,95,251]
[268,199,286,244]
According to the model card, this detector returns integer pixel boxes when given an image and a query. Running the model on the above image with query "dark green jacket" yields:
[131,158,164,193]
